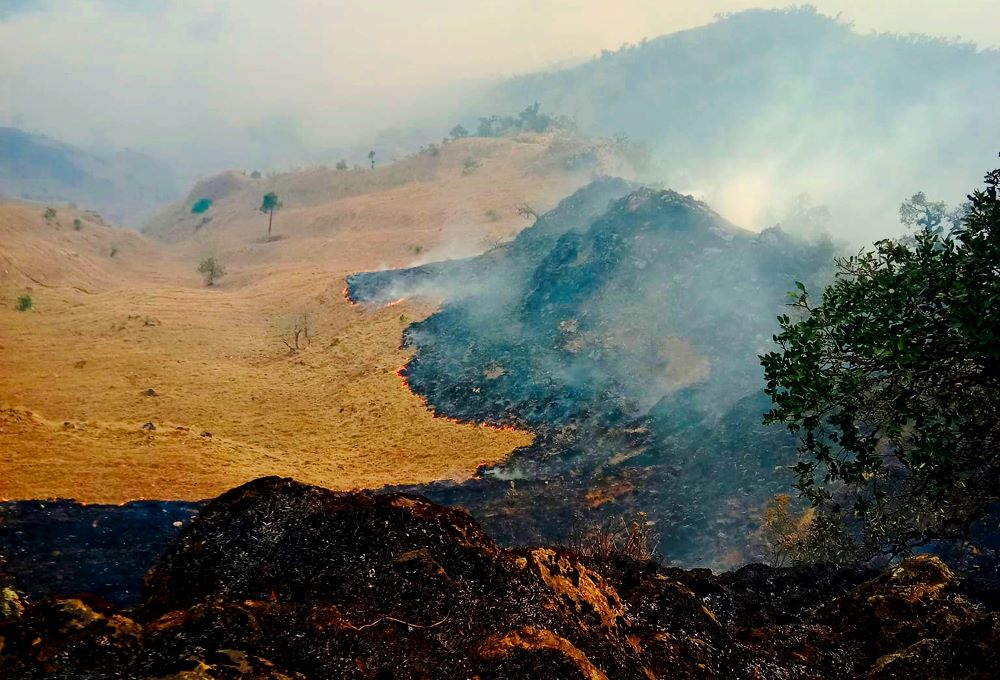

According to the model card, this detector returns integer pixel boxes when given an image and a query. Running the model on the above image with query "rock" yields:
[1,585,25,621]
[1,477,997,678]
[146,388,158,397]
[142,422,156,431]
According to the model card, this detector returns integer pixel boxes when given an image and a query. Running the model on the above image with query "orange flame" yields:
[395,359,524,437]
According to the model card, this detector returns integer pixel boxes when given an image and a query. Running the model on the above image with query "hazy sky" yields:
[2,0,998,173]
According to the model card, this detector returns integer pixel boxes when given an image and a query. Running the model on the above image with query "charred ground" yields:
[349,180,834,565]
[2,476,998,679]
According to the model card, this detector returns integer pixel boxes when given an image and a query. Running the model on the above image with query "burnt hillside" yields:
[348,181,834,565]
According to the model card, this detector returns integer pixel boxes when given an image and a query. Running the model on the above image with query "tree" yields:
[250,170,262,179]
[516,203,539,222]
[259,192,282,239]
[335,160,348,171]
[16,294,32,311]
[191,197,213,214]
[761,162,1000,561]
[197,256,226,286]
[899,191,947,235]
[450,124,468,139]
[368,150,376,169]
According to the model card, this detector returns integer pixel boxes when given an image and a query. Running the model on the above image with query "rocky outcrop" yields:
[1,477,997,679]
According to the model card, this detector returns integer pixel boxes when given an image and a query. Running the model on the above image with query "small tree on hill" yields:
[191,197,213,214]
[368,150,376,169]
[260,192,282,240]
[450,124,469,139]
[197,257,226,286]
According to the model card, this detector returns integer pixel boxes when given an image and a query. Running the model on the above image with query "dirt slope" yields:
[0,134,620,502]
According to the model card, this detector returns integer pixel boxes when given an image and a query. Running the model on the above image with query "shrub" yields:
[191,197,213,214]
[109,247,118,258]
[73,218,82,231]
[250,170,262,179]
[43,207,56,220]
[16,294,32,311]
[335,160,348,171]
[462,157,480,174]
[197,256,226,286]
[761,163,1000,561]
[485,209,499,222]
[565,512,660,562]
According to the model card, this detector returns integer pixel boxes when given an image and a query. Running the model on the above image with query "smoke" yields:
[2,1,998,194]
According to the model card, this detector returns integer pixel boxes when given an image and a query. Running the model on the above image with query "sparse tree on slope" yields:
[368,150,376,169]
[260,192,282,240]
[197,257,226,286]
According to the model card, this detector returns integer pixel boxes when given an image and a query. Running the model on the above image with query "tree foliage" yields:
[197,256,226,286]
[259,192,282,238]
[473,103,573,138]
[191,197,213,214]
[761,163,1000,560]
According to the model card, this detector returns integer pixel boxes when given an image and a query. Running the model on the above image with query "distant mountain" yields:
[0,127,180,225]
[474,7,1000,238]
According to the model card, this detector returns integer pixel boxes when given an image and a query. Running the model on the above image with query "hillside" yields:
[0,128,179,225]
[474,7,1000,235]
[349,182,834,566]
[0,134,624,503]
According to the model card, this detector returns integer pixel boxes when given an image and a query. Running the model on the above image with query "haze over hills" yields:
[469,7,1000,238]
[0,127,180,225]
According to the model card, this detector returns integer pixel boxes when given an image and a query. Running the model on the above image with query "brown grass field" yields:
[0,135,628,502]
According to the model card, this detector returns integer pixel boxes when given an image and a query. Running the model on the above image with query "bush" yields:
[335,160,348,171]
[16,294,32,311]
[485,209,499,222]
[197,256,226,286]
[191,197,213,214]
[564,512,660,562]
[43,207,56,220]
[462,157,480,174]
[73,218,82,231]
[761,163,1000,560]
[250,170,262,179]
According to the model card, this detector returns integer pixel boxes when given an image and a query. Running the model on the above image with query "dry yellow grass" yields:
[0,135,624,502]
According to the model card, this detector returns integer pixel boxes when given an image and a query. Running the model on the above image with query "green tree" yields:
[450,124,469,139]
[191,197,213,214]
[259,192,282,239]
[761,163,1000,561]
[368,149,376,169]
[16,294,32,311]
[335,159,348,171]
[197,256,226,286]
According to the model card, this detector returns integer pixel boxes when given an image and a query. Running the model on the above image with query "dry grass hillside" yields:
[0,134,626,503]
